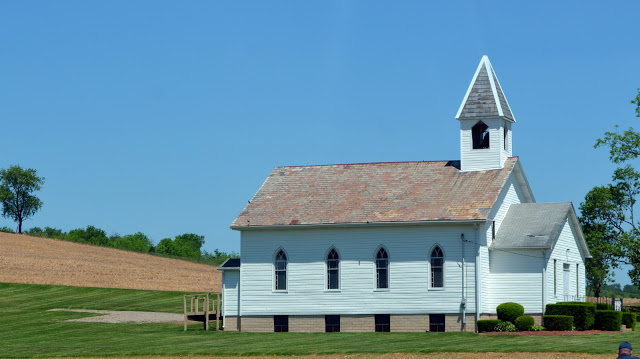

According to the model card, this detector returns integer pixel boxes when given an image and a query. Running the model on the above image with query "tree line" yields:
[0,224,239,266]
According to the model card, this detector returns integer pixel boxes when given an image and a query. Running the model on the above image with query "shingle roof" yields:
[493,202,573,249]
[231,157,520,229]
[217,258,240,270]
[456,56,515,122]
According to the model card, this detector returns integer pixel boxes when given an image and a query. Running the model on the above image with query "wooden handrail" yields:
[183,293,221,331]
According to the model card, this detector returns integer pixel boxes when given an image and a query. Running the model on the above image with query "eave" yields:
[231,219,487,231]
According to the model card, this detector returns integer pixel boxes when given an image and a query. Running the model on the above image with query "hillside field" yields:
[0,232,220,292]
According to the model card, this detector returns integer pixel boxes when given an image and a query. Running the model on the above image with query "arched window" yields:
[430,246,444,288]
[274,249,287,290]
[472,121,490,149]
[376,247,389,289]
[326,248,339,290]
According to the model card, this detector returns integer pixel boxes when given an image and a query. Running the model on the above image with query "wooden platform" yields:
[183,293,220,331]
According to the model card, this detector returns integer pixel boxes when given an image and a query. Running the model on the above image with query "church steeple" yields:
[456,56,515,172]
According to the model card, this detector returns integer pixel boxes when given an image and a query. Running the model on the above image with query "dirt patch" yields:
[0,232,220,292]
[49,309,185,323]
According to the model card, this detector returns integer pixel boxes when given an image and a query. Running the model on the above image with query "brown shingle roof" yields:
[231,157,519,229]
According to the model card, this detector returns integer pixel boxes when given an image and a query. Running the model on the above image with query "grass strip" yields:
[1,282,639,358]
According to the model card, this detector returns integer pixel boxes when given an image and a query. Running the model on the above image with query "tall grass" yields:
[1,282,639,358]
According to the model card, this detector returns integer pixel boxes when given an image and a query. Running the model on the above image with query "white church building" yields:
[219,56,591,333]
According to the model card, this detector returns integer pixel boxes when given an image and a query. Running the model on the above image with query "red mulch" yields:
[481,330,618,336]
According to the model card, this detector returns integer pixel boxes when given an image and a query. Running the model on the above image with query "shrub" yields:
[594,310,623,331]
[597,303,614,310]
[495,320,516,332]
[496,302,524,324]
[544,315,573,331]
[477,319,501,333]
[545,302,596,330]
[514,315,535,331]
[531,324,545,331]
[622,312,637,331]
[0,226,15,233]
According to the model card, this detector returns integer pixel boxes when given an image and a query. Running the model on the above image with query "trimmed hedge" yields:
[477,319,501,333]
[497,302,524,324]
[596,303,613,310]
[495,320,516,332]
[594,310,622,331]
[622,312,637,331]
[515,315,535,331]
[544,315,573,331]
[545,302,596,330]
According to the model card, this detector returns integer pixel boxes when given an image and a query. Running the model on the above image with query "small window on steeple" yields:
[472,121,489,149]
[503,124,509,150]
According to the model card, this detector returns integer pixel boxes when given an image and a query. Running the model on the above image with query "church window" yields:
[326,248,340,290]
[472,121,490,149]
[376,247,389,289]
[431,246,444,288]
[274,249,287,291]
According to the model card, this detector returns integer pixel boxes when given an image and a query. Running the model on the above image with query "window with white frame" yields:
[327,248,339,290]
[431,246,444,288]
[274,249,287,291]
[376,247,389,289]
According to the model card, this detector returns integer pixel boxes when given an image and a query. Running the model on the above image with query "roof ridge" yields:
[273,159,459,169]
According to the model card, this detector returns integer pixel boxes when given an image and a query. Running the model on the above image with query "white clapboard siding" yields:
[460,118,507,172]
[222,271,240,316]
[480,171,529,313]
[489,173,529,235]
[486,249,545,313]
[239,225,477,316]
[546,219,587,304]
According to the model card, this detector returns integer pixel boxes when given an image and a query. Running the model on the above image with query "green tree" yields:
[0,165,44,233]
[0,226,15,233]
[155,237,176,255]
[66,225,109,245]
[583,88,640,288]
[173,233,205,259]
[202,248,240,266]
[109,232,153,252]
[25,226,65,239]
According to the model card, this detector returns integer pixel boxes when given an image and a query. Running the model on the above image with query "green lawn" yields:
[0,282,638,358]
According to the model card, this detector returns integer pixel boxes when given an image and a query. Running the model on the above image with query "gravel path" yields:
[49,309,184,323]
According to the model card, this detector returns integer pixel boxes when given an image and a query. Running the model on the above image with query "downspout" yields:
[541,249,547,314]
[222,280,226,329]
[461,233,466,325]
[474,223,481,326]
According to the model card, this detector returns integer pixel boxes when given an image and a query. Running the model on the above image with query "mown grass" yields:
[1,282,640,358]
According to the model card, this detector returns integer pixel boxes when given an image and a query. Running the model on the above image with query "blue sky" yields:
[1,1,638,284]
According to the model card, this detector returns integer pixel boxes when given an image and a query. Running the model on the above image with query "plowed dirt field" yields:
[0,232,220,292]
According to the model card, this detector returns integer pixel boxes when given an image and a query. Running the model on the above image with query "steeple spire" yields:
[456,56,515,122]
[456,56,515,172]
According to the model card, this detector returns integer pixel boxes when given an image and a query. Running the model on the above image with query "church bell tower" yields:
[456,56,515,172]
